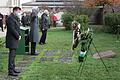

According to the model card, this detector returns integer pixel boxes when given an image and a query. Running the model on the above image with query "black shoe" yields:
[8,72,18,76]
[31,53,39,55]
[14,70,20,73]
[72,46,74,50]
[39,42,44,45]
[43,42,46,44]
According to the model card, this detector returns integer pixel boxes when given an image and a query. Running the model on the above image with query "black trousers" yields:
[53,21,56,27]
[31,42,36,55]
[8,49,16,73]
[40,30,47,44]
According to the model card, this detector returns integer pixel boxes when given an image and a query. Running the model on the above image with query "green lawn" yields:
[19,26,120,80]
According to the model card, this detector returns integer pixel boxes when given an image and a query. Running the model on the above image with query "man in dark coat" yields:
[6,7,21,76]
[29,7,39,55]
[39,10,49,45]
[21,13,30,27]
[0,13,4,32]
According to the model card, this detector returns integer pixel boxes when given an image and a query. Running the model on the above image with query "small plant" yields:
[0,38,4,48]
[0,38,4,71]
[38,17,42,30]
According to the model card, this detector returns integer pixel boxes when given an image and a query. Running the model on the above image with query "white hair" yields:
[43,10,49,15]
[78,23,81,29]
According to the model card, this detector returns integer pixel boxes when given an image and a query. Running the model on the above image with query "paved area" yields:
[40,50,74,62]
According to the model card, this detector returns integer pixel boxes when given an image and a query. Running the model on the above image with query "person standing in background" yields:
[51,14,57,27]
[0,13,4,32]
[6,7,21,76]
[39,10,49,45]
[21,13,30,27]
[29,7,39,55]
[21,13,27,27]
[4,15,8,29]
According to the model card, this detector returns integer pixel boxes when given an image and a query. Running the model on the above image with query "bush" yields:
[61,12,74,30]
[104,13,120,34]
[0,38,4,48]
[75,15,89,30]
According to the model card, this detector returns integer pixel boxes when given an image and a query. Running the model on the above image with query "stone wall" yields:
[104,4,120,13]
[89,4,120,25]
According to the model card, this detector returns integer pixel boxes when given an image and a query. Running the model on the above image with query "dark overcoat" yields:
[41,13,49,30]
[0,13,3,27]
[6,13,20,49]
[29,9,39,42]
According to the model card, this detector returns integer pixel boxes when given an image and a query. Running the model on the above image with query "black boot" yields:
[8,71,18,76]
[31,42,38,55]
[14,70,20,73]
[31,42,35,55]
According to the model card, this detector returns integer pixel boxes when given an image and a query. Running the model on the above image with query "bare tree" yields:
[64,0,83,15]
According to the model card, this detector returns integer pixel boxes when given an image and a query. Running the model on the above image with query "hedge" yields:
[75,15,89,31]
[104,13,120,34]
[61,12,74,30]
[61,12,89,30]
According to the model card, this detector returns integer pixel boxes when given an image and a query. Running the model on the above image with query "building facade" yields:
[0,0,20,15]
[22,0,84,12]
